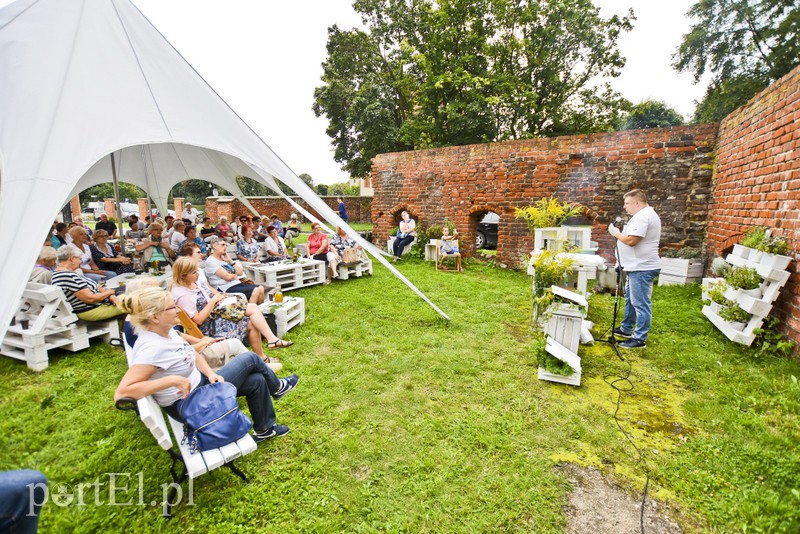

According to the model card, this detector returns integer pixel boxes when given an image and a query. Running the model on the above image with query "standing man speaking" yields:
[608,189,661,349]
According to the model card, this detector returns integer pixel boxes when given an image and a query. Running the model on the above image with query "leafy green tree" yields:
[315,184,330,196]
[314,0,633,177]
[674,0,800,122]
[618,100,684,130]
[79,183,147,206]
[327,182,361,196]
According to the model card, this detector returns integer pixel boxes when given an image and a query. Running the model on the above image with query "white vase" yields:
[728,320,746,332]
[709,301,722,314]
[732,244,751,259]
[749,248,763,263]
[740,287,763,300]
[759,252,792,271]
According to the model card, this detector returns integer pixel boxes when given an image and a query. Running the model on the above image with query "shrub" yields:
[710,257,731,277]
[515,197,583,232]
[532,335,574,376]
[753,316,796,359]
[758,235,791,255]
[724,266,762,290]
[703,281,729,305]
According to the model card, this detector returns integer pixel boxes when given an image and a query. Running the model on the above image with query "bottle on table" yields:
[274,285,283,303]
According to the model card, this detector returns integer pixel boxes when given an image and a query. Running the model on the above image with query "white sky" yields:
[3,0,709,185]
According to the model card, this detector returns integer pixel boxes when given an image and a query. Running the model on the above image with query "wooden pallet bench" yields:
[1,283,120,371]
[337,256,373,280]
[116,338,257,517]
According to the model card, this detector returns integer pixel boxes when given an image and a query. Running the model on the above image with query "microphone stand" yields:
[598,224,625,362]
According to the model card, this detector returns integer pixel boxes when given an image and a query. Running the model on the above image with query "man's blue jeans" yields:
[621,269,660,342]
[0,469,47,534]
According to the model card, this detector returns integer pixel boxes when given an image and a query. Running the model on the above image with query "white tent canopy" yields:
[0,0,448,344]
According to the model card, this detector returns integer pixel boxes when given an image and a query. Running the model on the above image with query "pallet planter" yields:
[538,287,587,386]
[700,251,792,345]
[242,259,325,292]
[533,226,592,252]
[258,297,305,338]
[538,336,582,386]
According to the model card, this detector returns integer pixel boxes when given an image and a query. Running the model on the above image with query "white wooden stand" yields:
[1,283,120,371]
[259,297,305,338]
[658,258,705,286]
[337,256,373,280]
[701,247,792,345]
[242,259,325,292]
[534,227,592,252]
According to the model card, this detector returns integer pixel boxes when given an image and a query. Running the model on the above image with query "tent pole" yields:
[110,152,124,226]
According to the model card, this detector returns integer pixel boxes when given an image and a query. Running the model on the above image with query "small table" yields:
[106,271,172,290]
[242,259,325,292]
[258,297,305,338]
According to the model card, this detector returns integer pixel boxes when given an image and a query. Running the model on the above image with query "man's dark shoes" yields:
[619,338,646,349]
[253,424,290,443]
[272,374,299,400]
[612,327,632,338]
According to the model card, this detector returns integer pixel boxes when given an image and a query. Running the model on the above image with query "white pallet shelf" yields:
[242,259,325,292]
[701,248,792,346]
[658,257,705,286]
[337,257,373,280]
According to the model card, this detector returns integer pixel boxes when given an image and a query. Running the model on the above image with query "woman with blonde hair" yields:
[68,226,114,282]
[171,256,292,362]
[114,287,298,442]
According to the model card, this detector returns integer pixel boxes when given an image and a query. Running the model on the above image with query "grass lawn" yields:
[1,258,798,532]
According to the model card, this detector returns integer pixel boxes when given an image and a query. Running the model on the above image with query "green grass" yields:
[1,260,799,532]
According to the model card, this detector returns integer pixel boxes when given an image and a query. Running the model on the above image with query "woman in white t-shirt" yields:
[114,286,299,442]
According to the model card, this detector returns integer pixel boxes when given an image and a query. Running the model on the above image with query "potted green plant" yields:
[702,280,729,314]
[659,247,704,285]
[515,197,588,252]
[737,226,767,261]
[756,234,792,270]
[718,302,752,331]
[530,250,574,326]
[724,266,763,299]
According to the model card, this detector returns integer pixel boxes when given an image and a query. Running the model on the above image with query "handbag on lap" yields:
[179,381,252,453]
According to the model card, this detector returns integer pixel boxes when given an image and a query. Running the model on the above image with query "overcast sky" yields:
[4,0,709,185]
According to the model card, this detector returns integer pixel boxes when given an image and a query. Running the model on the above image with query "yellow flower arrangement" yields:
[514,197,584,233]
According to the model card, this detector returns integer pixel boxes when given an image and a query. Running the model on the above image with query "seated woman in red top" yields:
[307,222,331,284]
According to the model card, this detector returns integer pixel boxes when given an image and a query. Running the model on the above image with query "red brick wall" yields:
[371,125,718,266]
[706,64,800,347]
[203,196,372,226]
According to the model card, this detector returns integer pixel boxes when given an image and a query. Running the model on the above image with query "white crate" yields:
[242,259,325,292]
[538,336,581,386]
[534,227,592,252]
[259,297,305,338]
[337,257,373,280]
[660,258,705,278]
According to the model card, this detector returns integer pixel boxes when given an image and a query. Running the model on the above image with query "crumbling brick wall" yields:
[371,125,718,266]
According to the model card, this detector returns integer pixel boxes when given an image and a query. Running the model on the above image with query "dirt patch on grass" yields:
[558,464,683,533]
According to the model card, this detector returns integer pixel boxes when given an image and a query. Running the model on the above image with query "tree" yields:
[674,0,800,122]
[327,182,360,196]
[314,0,633,177]
[314,184,330,196]
[618,100,684,130]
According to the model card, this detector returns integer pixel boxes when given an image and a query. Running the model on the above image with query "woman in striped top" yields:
[51,244,124,321]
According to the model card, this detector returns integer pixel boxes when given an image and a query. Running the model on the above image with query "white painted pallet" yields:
[259,297,305,338]
[242,259,325,292]
[538,336,582,386]
[534,227,592,252]
[337,257,373,280]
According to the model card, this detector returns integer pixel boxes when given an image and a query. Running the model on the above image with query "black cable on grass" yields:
[604,358,651,534]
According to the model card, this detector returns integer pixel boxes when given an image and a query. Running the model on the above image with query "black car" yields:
[476,212,498,249]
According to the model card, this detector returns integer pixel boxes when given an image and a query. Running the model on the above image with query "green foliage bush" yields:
[719,302,752,324]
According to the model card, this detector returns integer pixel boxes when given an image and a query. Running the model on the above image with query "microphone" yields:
[614,217,623,225]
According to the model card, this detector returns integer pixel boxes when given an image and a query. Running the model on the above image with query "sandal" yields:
[261,356,280,363]
[268,339,294,350]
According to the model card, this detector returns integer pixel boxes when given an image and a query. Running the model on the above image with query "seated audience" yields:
[52,244,124,321]
[124,219,144,240]
[181,225,208,256]
[204,236,265,303]
[328,227,360,279]
[199,217,217,240]
[74,216,93,239]
[164,215,176,239]
[114,287,298,443]
[90,229,134,276]
[181,202,200,225]
[437,226,463,272]
[169,220,186,254]
[95,213,118,238]
[171,256,291,360]
[30,246,57,284]
[307,222,331,284]
[69,226,114,281]
[253,216,268,242]
[216,216,235,242]
[121,276,279,372]
[284,213,301,245]
[135,222,176,266]
[270,214,285,237]
[263,225,288,262]
[392,210,416,261]
[236,226,260,262]
[51,222,69,249]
